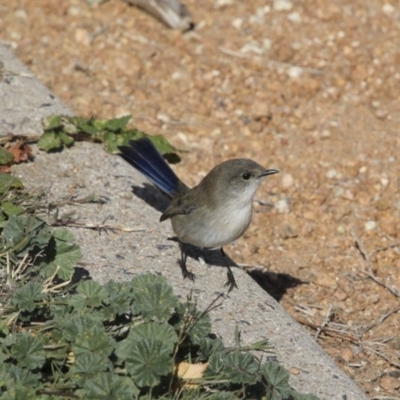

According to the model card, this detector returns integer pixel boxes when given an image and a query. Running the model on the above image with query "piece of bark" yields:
[124,0,193,31]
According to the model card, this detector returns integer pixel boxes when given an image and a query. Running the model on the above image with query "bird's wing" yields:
[159,196,197,222]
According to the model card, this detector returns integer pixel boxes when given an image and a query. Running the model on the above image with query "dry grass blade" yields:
[42,266,71,293]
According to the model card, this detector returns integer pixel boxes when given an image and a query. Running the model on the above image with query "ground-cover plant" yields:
[0,125,322,400]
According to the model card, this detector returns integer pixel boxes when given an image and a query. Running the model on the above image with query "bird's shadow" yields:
[130,183,303,301]
[132,183,170,213]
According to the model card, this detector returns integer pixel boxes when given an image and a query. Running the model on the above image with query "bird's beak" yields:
[259,169,280,178]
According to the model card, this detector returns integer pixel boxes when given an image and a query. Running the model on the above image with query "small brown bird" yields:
[119,138,279,291]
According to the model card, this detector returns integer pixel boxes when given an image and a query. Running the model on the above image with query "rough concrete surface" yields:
[1,43,367,399]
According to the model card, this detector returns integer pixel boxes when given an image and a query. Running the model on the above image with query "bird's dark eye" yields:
[242,172,251,180]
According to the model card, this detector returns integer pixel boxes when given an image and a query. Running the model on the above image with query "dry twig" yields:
[50,219,145,233]
[351,230,400,299]
[314,304,333,340]
[294,316,359,344]
[363,345,400,369]
[360,306,400,335]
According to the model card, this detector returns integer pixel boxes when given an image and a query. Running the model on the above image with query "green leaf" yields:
[220,351,259,384]
[10,333,45,370]
[105,115,131,131]
[3,215,51,255]
[12,282,44,312]
[70,353,111,385]
[130,273,178,321]
[0,363,11,387]
[43,115,62,131]
[101,280,132,320]
[102,129,143,153]
[60,131,74,146]
[69,280,109,311]
[76,372,139,400]
[148,134,178,156]
[129,322,177,350]
[116,322,177,359]
[0,173,23,194]
[2,201,24,216]
[73,116,99,134]
[61,314,103,342]
[0,386,39,400]
[38,131,63,152]
[197,337,225,361]
[1,333,17,348]
[39,228,81,280]
[262,361,291,398]
[72,326,115,358]
[122,338,172,388]
[0,147,14,165]
[0,320,9,335]
[7,365,41,388]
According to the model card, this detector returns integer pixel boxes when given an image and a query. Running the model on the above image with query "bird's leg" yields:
[220,248,238,292]
[178,242,195,281]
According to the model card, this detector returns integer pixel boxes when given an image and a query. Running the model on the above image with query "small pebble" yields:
[287,12,301,22]
[320,129,331,139]
[281,173,294,189]
[215,0,235,7]
[381,177,389,187]
[382,3,395,15]
[365,221,377,231]
[326,169,338,179]
[232,18,243,29]
[287,66,303,78]
[275,198,290,213]
[273,0,293,11]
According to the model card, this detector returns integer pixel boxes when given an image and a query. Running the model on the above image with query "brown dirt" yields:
[1,0,400,397]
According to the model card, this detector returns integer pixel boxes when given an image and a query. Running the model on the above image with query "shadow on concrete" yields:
[131,183,169,214]
[247,269,303,302]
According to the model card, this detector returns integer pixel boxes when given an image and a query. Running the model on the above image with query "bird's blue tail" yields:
[118,138,189,197]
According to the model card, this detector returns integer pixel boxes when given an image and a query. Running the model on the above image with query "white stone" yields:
[320,129,331,139]
[281,173,294,189]
[232,18,243,29]
[381,177,389,187]
[326,169,338,179]
[273,0,293,11]
[365,221,377,231]
[275,198,290,213]
[382,3,395,15]
[216,0,235,7]
[287,66,303,78]
[288,12,301,22]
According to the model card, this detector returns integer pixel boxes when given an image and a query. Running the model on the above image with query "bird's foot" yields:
[225,269,238,292]
[179,260,196,281]
[183,269,196,282]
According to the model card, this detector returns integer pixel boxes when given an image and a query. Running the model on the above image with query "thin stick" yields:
[294,316,359,344]
[50,220,145,233]
[314,304,333,341]
[351,230,400,299]
[360,306,400,335]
